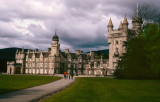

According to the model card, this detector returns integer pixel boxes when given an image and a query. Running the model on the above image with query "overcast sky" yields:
[0,0,159,52]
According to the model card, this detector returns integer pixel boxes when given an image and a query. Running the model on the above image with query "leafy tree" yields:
[133,3,160,24]
[103,52,109,59]
[97,50,101,56]
[115,23,160,79]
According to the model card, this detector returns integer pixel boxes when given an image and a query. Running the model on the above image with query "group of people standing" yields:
[64,72,73,79]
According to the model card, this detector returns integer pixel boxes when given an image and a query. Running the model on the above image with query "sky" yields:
[0,0,159,52]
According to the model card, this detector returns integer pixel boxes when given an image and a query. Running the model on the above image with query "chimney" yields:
[65,49,69,54]
[90,51,94,60]
[48,48,51,52]
[75,50,80,55]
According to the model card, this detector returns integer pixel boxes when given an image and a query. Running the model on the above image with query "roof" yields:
[118,21,123,29]
[81,54,88,59]
[28,53,33,58]
[60,52,67,58]
[52,32,59,41]
[123,15,128,24]
[43,52,50,58]
[107,18,113,27]
[35,53,41,58]
[70,53,77,59]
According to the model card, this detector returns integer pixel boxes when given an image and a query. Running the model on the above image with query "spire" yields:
[136,2,139,17]
[22,48,24,54]
[107,18,113,27]
[123,15,128,24]
[118,21,123,29]
[28,49,30,53]
[55,30,57,35]
[16,49,19,54]
[52,32,59,41]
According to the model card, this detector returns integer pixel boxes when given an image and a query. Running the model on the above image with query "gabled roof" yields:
[35,53,41,58]
[28,53,33,58]
[43,52,50,58]
[60,52,67,58]
[70,53,77,59]
[81,54,88,59]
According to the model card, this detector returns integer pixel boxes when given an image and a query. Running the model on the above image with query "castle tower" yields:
[50,32,60,74]
[51,32,60,57]
[107,16,129,75]
[132,3,143,35]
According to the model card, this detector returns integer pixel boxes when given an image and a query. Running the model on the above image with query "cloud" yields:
[0,0,159,52]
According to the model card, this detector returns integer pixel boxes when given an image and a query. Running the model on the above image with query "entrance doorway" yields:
[15,67,21,74]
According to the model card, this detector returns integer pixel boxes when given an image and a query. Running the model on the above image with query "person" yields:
[66,74,68,79]
[69,74,71,79]
[64,72,67,79]
[71,72,73,79]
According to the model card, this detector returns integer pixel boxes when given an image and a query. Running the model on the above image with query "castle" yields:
[7,33,109,76]
[7,12,142,76]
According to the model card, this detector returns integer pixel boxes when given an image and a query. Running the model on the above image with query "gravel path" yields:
[0,76,75,102]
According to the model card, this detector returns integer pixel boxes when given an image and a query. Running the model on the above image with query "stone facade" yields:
[107,15,143,74]
[7,12,142,76]
[7,33,109,76]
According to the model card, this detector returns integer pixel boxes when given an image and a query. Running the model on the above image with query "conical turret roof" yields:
[123,15,128,24]
[118,21,123,29]
[16,49,19,54]
[108,18,113,27]
[22,48,24,53]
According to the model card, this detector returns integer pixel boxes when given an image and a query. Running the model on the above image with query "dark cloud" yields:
[0,0,159,52]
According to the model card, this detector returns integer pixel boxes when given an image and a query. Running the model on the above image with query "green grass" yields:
[43,77,160,102]
[0,75,61,94]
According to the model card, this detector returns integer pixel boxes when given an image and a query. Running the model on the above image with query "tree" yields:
[115,23,160,79]
[103,52,109,59]
[133,3,160,24]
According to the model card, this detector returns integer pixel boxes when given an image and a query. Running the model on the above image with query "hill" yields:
[0,47,29,73]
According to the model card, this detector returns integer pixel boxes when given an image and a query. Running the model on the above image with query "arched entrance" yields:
[15,67,21,74]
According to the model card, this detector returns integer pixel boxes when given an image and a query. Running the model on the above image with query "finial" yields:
[55,28,58,35]
[136,2,139,17]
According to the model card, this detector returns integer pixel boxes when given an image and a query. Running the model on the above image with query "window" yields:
[116,48,118,52]
[68,64,70,67]
[116,40,119,44]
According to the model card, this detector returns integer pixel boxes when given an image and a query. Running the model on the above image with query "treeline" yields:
[114,23,160,79]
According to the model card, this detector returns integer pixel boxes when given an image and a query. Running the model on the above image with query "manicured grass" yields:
[0,75,61,94]
[43,77,160,102]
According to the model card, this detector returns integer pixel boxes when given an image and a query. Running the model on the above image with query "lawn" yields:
[0,75,61,94]
[43,77,160,102]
